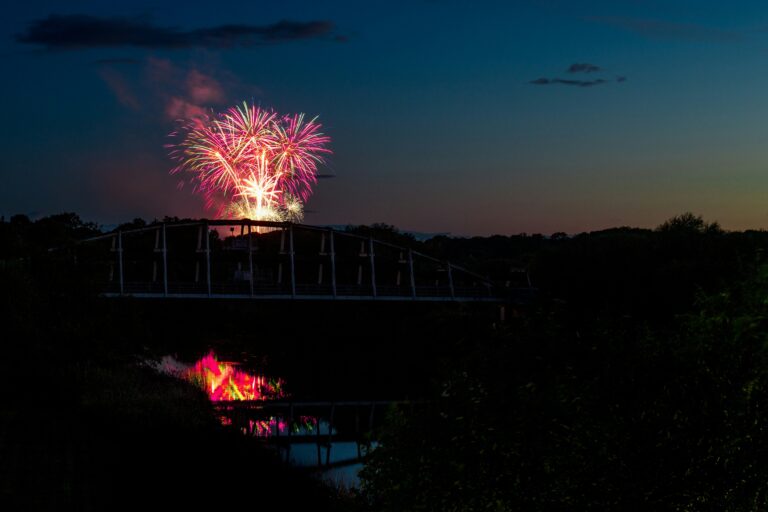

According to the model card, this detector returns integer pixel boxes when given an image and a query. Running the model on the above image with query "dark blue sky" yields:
[2,1,768,235]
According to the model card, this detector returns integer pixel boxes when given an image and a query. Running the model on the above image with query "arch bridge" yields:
[79,220,516,302]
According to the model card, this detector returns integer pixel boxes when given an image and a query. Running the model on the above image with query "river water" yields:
[153,350,383,488]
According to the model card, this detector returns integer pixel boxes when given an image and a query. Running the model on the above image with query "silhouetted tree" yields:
[657,212,722,235]
[346,223,417,247]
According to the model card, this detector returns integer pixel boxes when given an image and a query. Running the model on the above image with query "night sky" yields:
[2,1,768,235]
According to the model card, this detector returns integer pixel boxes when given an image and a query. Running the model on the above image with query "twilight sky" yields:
[2,0,768,235]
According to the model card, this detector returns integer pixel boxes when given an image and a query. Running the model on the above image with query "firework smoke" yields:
[168,102,331,222]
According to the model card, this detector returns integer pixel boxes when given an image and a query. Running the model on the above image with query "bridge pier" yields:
[408,249,416,299]
[205,222,211,297]
[117,231,124,295]
[162,223,168,297]
[289,225,296,298]
[248,224,254,297]
[369,236,377,298]
[330,230,337,298]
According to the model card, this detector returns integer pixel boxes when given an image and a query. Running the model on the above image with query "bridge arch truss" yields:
[79,220,503,302]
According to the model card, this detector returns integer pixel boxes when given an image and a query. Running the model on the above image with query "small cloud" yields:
[16,14,342,50]
[567,62,601,73]
[529,77,608,87]
[530,65,627,88]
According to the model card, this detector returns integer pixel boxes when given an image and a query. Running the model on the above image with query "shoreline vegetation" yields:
[4,212,768,510]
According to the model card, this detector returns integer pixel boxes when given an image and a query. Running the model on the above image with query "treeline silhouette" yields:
[5,211,767,320]
[422,213,768,320]
[4,211,768,510]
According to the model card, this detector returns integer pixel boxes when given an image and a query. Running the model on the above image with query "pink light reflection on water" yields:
[242,416,319,438]
[185,351,284,402]
[157,351,322,436]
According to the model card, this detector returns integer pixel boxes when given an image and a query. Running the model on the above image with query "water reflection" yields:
[154,351,377,487]
[157,351,284,402]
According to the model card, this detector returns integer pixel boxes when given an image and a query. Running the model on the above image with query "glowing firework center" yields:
[170,102,331,222]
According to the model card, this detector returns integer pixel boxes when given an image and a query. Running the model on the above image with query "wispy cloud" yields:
[530,77,608,87]
[95,56,240,123]
[567,62,601,74]
[186,69,226,104]
[16,14,342,50]
[145,57,232,121]
[585,16,742,43]
[530,63,626,87]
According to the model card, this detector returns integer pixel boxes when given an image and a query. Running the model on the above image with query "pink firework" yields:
[271,113,332,201]
[169,102,331,221]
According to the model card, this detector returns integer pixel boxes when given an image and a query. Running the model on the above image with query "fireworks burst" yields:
[169,102,331,222]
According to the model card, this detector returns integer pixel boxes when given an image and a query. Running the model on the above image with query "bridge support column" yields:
[329,230,337,298]
[248,224,254,297]
[408,249,416,299]
[162,224,168,297]
[289,225,296,298]
[316,412,322,465]
[117,231,124,295]
[369,236,377,297]
[317,233,325,285]
[205,223,211,297]
[447,262,454,299]
[326,403,336,465]
[287,402,294,462]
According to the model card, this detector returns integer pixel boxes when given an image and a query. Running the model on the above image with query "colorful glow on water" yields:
[155,352,325,438]
[157,351,284,402]
[190,351,284,401]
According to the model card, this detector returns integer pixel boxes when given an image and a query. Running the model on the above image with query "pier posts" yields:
[117,231,124,295]
[329,230,337,298]
[289,225,296,298]
[408,249,416,299]
[369,236,377,297]
[162,224,168,297]
[204,223,211,297]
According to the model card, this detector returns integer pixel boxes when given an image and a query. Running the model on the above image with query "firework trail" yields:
[169,102,331,222]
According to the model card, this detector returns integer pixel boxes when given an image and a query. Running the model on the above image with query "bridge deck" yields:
[103,292,504,302]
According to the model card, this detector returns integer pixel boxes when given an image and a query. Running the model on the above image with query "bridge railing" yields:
[79,220,518,302]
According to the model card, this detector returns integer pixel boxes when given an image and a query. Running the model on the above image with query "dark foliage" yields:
[360,266,768,511]
[0,213,99,260]
[424,213,768,320]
